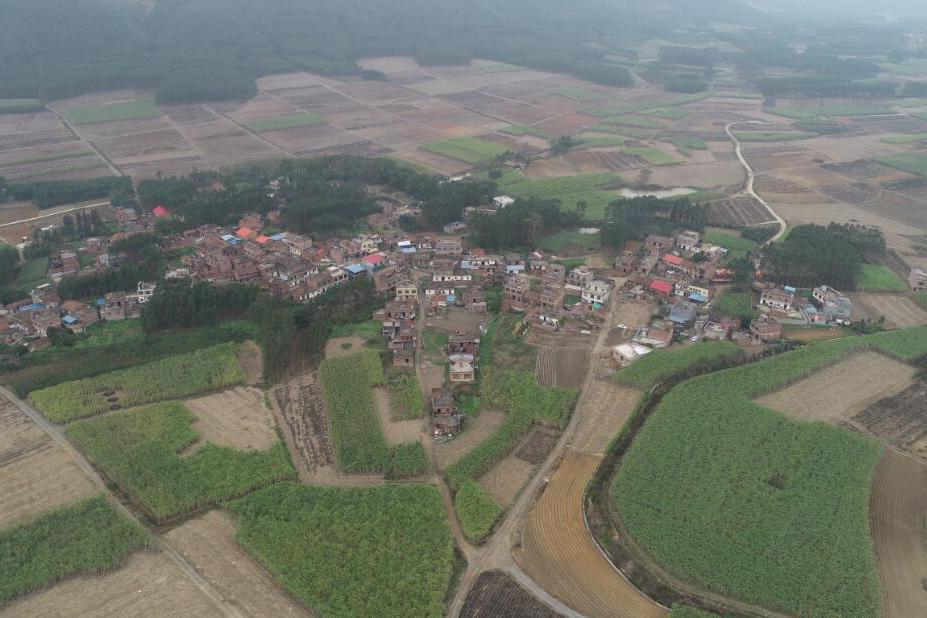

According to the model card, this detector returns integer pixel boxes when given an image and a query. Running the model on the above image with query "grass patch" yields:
[478,62,521,73]
[0,496,149,605]
[319,350,388,473]
[652,107,691,120]
[915,292,927,311]
[454,480,503,543]
[855,263,908,292]
[614,341,745,389]
[704,230,758,253]
[606,114,669,129]
[768,105,891,120]
[243,113,324,132]
[423,137,509,164]
[330,319,382,342]
[423,329,449,362]
[880,134,927,144]
[575,136,627,149]
[494,169,622,220]
[13,257,49,289]
[1,150,94,167]
[388,373,425,419]
[30,342,246,423]
[712,291,757,321]
[384,441,428,479]
[66,402,294,521]
[538,230,601,254]
[228,482,455,618]
[614,327,927,617]
[669,606,722,618]
[549,86,608,101]
[877,152,927,176]
[66,99,159,124]
[500,124,553,139]
[624,147,679,166]
[0,98,44,114]
[667,135,707,150]
[734,130,815,142]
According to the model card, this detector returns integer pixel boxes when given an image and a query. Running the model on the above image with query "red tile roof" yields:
[256,235,271,245]
[152,205,171,217]
[649,279,673,294]
[364,253,386,265]
[236,227,253,239]
[663,254,689,267]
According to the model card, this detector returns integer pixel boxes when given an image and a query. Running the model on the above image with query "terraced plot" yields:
[536,347,589,388]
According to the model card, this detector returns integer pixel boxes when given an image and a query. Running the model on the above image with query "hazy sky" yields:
[750,0,927,16]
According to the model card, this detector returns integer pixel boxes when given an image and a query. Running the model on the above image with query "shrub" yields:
[385,442,429,480]
[454,480,503,543]
[388,374,425,420]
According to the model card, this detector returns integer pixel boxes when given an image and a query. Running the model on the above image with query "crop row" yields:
[30,342,246,423]
[613,327,927,616]
[614,341,745,389]
[66,402,294,522]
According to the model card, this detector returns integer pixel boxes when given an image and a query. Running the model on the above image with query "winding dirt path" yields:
[724,121,787,245]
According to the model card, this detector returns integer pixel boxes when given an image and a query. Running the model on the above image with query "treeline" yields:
[761,223,885,290]
[4,177,130,209]
[0,0,756,102]
[758,77,896,99]
[142,280,258,331]
[57,262,157,300]
[468,198,581,250]
[600,196,707,249]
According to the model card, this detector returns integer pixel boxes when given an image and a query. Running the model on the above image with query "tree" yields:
[550,136,577,156]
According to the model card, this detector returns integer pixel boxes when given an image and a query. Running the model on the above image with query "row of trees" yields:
[468,198,581,250]
[600,196,708,249]
[4,177,131,209]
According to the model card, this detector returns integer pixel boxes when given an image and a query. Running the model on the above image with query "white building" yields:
[582,280,610,306]
[493,196,515,209]
[137,281,157,303]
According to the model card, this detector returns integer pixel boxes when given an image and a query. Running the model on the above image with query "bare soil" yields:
[754,352,916,423]
[236,340,263,385]
[536,347,589,389]
[849,294,927,329]
[432,409,506,471]
[164,510,312,617]
[853,382,927,461]
[184,387,279,452]
[273,373,335,481]
[460,570,563,618]
[323,336,365,359]
[515,427,561,465]
[480,455,535,509]
[373,386,423,446]
[569,381,643,456]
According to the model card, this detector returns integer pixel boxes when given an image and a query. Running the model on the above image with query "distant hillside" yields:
[0,0,758,103]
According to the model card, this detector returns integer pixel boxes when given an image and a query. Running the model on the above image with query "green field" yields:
[880,133,927,144]
[590,124,655,139]
[454,479,503,543]
[229,482,455,617]
[422,137,510,164]
[614,327,927,617]
[538,230,601,253]
[1,150,94,167]
[66,99,159,124]
[499,124,553,139]
[614,341,745,389]
[713,291,757,321]
[768,105,891,120]
[623,147,679,166]
[915,292,927,311]
[606,114,669,129]
[877,152,927,176]
[734,130,815,142]
[13,257,49,289]
[549,86,608,101]
[0,496,149,605]
[243,113,324,131]
[855,263,908,292]
[704,230,758,253]
[30,342,246,423]
[668,606,721,618]
[0,98,44,114]
[652,107,691,120]
[494,169,623,219]
[667,135,707,150]
[575,136,627,149]
[66,402,294,521]
[388,374,425,419]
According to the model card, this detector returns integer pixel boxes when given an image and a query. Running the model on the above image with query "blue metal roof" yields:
[270,233,286,241]
[688,292,708,303]
[17,303,45,313]
[344,264,366,274]
[62,314,79,325]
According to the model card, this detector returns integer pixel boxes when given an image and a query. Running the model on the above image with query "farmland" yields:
[422,137,509,164]
[855,264,909,292]
[550,86,608,101]
[768,106,891,120]
[387,374,425,419]
[0,496,149,605]
[494,170,623,219]
[853,382,927,461]
[614,341,745,389]
[877,152,927,176]
[733,130,815,141]
[613,328,927,616]
[703,230,757,253]
[454,479,503,543]
[711,291,757,321]
[228,482,455,618]
[460,570,561,617]
[623,147,678,166]
[65,99,160,124]
[536,346,589,388]
[30,342,246,423]
[244,113,324,132]
[0,98,44,113]
[66,401,294,521]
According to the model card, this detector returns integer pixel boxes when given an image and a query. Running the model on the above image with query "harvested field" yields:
[754,352,916,423]
[854,383,927,461]
[756,175,814,194]
[516,453,666,618]
[850,293,927,329]
[569,381,642,455]
[515,426,561,464]
[432,409,506,471]
[707,196,774,226]
[0,400,96,529]
[536,347,589,388]
[0,551,223,617]
[373,387,422,446]
[818,182,877,205]
[273,374,335,479]
[184,387,278,452]
[236,340,263,385]
[479,455,535,508]
[426,309,488,335]
[460,570,562,618]
[869,450,927,618]
[823,159,898,179]
[165,510,311,617]
[324,336,365,359]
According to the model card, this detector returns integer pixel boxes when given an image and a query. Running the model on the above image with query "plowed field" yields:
[536,347,589,389]
[460,570,562,617]
[870,449,927,618]
[516,453,666,618]
[185,387,279,452]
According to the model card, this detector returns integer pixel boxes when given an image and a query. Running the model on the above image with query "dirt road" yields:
[725,121,787,244]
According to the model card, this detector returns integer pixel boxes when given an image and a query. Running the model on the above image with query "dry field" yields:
[273,374,335,482]
[323,336,366,359]
[569,381,642,456]
[0,400,97,529]
[853,383,927,461]
[460,570,562,618]
[0,551,225,617]
[707,196,774,226]
[184,387,278,453]
[480,455,535,508]
[536,347,589,388]
[164,510,311,617]
[754,352,917,423]
[432,409,505,471]
[869,449,927,618]
[425,308,488,335]
[372,387,423,446]
[850,293,927,329]
[515,453,666,618]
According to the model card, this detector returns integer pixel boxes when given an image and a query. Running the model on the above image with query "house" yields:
[685,283,711,304]
[431,388,460,437]
[645,235,673,254]
[443,221,467,234]
[750,314,782,342]
[812,285,852,321]
[493,196,515,209]
[613,343,653,366]
[392,342,415,368]
[434,237,463,256]
[373,265,403,293]
[675,230,701,253]
[463,287,487,313]
[449,358,476,383]
[909,267,927,292]
[448,332,479,357]
[582,280,610,306]
[376,300,418,322]
[31,309,61,338]
[669,300,699,328]
[538,286,565,314]
[633,322,674,349]
[614,251,638,276]
[567,266,594,288]
[395,281,418,302]
[283,234,312,257]
[504,274,530,309]
[541,263,566,286]
[505,255,527,275]
[649,279,674,297]
[760,286,795,312]
[137,282,156,303]
[99,291,142,321]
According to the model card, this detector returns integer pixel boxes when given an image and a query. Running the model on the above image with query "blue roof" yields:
[689,292,708,303]
[804,304,818,314]
[344,264,366,274]
[270,233,286,241]
[96,298,106,306]
[447,295,457,302]
[401,247,416,253]
[17,303,45,313]
[220,234,236,241]
[62,314,79,325]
